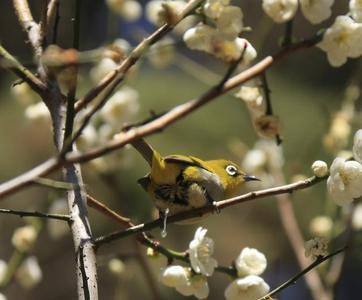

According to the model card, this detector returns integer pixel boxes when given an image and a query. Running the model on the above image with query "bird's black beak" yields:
[243,175,261,182]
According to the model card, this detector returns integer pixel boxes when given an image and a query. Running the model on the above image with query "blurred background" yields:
[0,0,362,299]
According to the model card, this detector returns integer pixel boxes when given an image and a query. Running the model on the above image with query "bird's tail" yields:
[130,138,158,167]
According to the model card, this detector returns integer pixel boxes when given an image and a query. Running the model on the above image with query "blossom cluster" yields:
[159,227,270,299]
[0,225,43,299]
[183,0,256,65]
[235,83,281,140]
[12,39,140,174]
[262,0,362,67]
[327,129,362,205]
[240,139,284,189]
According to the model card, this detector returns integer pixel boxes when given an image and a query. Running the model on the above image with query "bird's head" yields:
[206,159,260,197]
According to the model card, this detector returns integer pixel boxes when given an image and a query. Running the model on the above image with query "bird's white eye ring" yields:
[225,165,238,176]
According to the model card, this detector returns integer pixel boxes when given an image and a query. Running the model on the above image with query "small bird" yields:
[131,138,259,216]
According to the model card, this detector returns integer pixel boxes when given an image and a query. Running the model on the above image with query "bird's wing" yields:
[137,174,151,191]
[163,155,211,171]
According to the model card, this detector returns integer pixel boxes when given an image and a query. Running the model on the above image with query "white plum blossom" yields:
[254,115,280,139]
[100,86,139,128]
[241,149,267,173]
[11,82,37,106]
[11,225,37,252]
[187,275,210,299]
[235,85,265,115]
[352,129,362,163]
[25,102,50,125]
[309,215,333,237]
[318,16,362,67]
[304,237,328,259]
[204,0,230,19]
[106,0,142,21]
[183,23,215,53]
[323,112,351,152]
[184,24,256,63]
[148,37,176,68]
[350,0,362,22]
[234,247,267,277]
[216,6,243,40]
[188,227,218,276]
[0,260,7,282]
[90,57,118,83]
[16,256,42,289]
[262,0,298,23]
[225,275,270,300]
[327,157,362,205]
[161,266,209,299]
[145,0,163,25]
[300,0,334,24]
[158,0,187,25]
[0,293,6,300]
[352,203,362,230]
[146,0,186,26]
[161,265,189,287]
[108,258,125,275]
[118,1,142,21]
[311,160,329,177]
[183,2,255,64]
[237,39,257,67]
[77,124,98,149]
[241,139,284,188]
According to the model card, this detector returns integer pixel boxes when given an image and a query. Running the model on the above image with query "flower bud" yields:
[12,226,37,252]
[16,256,42,289]
[309,216,333,237]
[311,160,328,177]
[108,258,125,275]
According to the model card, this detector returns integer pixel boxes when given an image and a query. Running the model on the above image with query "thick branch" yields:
[13,0,43,60]
[94,176,326,246]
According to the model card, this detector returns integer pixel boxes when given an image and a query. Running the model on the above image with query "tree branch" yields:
[0,208,70,221]
[0,44,47,95]
[74,0,205,112]
[13,0,43,61]
[257,247,346,300]
[0,34,321,200]
[94,176,326,246]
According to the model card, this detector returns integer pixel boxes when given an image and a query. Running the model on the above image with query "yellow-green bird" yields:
[132,139,259,216]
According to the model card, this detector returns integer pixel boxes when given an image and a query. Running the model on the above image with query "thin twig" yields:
[257,247,346,300]
[62,0,81,152]
[40,0,49,48]
[50,0,60,44]
[281,20,294,48]
[274,171,331,300]
[260,73,283,145]
[87,194,235,277]
[0,208,70,221]
[0,157,61,199]
[74,0,205,112]
[326,205,355,293]
[0,44,47,95]
[217,42,247,90]
[94,176,326,246]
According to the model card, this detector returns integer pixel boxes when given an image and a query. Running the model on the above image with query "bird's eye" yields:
[225,165,238,176]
